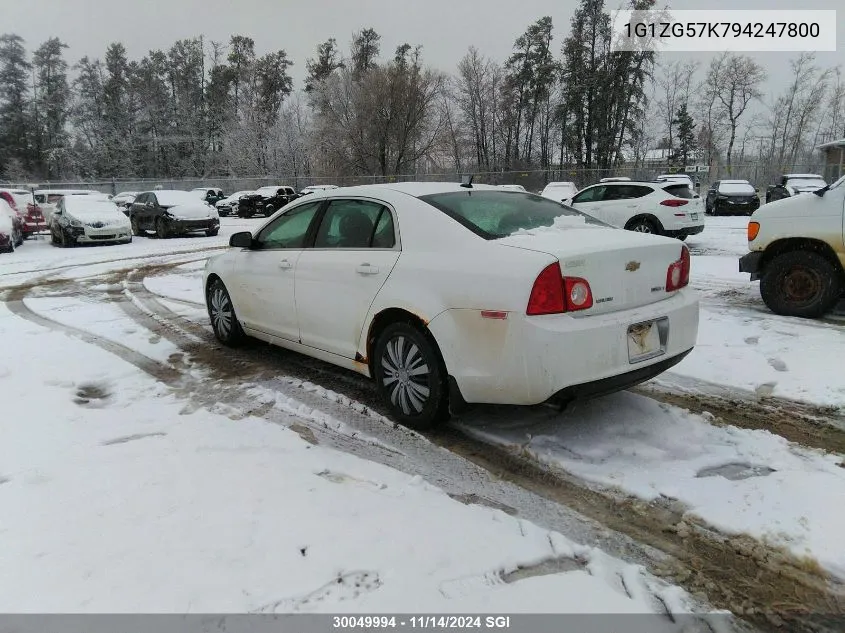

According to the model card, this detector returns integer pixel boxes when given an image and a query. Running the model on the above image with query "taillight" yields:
[564,277,593,310]
[527,264,593,314]
[666,245,691,292]
[660,199,688,207]
[747,221,760,241]
[527,263,565,315]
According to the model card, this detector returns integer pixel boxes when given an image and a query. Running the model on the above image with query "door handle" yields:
[356,263,379,275]
[279,259,292,269]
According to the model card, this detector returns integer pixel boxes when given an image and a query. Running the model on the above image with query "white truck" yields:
[739,175,845,318]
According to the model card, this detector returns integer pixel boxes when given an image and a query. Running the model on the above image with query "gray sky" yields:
[4,0,843,96]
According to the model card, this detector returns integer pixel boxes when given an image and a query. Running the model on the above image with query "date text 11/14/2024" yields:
[333,616,512,629]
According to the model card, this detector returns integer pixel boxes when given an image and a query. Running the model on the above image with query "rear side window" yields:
[663,184,693,199]
[605,185,653,200]
[313,199,395,249]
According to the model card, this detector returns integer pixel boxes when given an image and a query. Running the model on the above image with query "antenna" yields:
[460,174,474,188]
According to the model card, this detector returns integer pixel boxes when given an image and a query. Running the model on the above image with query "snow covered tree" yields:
[0,33,32,177]
[672,102,697,165]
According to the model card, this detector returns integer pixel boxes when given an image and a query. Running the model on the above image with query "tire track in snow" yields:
[117,264,845,632]
[12,263,844,630]
[1,276,729,632]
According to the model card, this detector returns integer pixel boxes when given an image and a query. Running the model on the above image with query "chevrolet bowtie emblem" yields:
[625,261,641,272]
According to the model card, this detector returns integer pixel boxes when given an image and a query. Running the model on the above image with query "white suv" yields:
[564,180,705,240]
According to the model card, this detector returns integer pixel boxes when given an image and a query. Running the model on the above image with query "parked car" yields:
[739,175,845,318]
[498,184,527,191]
[33,189,102,223]
[1,188,47,238]
[191,187,225,205]
[539,181,579,202]
[564,180,704,240]
[129,190,220,238]
[215,190,254,217]
[705,180,761,215]
[0,198,23,253]
[299,185,339,197]
[112,191,139,211]
[237,186,298,218]
[765,173,827,203]
[49,195,132,247]
[203,182,699,428]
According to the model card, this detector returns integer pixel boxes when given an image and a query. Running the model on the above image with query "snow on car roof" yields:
[784,173,823,179]
[145,190,206,205]
[62,195,120,212]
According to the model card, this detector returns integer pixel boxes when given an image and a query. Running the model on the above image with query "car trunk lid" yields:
[497,227,687,316]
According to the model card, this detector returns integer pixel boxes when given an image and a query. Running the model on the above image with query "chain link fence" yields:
[2,162,832,196]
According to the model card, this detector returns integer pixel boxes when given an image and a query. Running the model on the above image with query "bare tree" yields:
[655,60,697,162]
[705,54,766,175]
[311,45,444,177]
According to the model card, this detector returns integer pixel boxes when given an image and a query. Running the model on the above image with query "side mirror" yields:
[813,186,828,197]
[229,231,253,248]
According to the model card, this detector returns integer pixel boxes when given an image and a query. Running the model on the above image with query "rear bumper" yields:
[714,200,760,214]
[664,224,704,238]
[739,251,763,281]
[428,287,700,406]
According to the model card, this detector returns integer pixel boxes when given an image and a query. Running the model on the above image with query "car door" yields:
[130,193,147,225]
[295,198,401,359]
[596,184,655,227]
[230,201,323,341]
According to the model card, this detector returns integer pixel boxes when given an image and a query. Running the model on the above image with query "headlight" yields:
[70,219,83,227]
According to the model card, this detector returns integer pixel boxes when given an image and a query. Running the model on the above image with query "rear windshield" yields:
[663,184,694,199]
[418,190,607,240]
[718,182,755,194]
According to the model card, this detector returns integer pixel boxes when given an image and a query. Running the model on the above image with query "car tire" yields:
[130,216,142,236]
[760,251,843,319]
[206,279,245,347]
[626,217,657,234]
[206,228,219,237]
[2,237,14,253]
[373,322,450,430]
[155,217,169,239]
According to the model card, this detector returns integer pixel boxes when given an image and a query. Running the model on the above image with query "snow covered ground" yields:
[0,302,699,620]
[1,212,843,619]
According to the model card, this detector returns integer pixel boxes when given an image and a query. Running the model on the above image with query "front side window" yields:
[572,186,606,204]
[254,202,321,249]
[313,199,394,248]
[419,190,607,240]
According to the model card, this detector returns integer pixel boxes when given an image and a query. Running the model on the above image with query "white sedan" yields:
[204,183,699,428]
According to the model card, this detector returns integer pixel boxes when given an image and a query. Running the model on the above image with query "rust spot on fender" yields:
[355,352,367,364]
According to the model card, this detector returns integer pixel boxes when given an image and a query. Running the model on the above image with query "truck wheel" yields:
[760,251,843,318]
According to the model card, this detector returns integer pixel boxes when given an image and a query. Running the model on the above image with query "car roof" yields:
[784,173,823,178]
[720,179,751,183]
[62,195,118,210]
